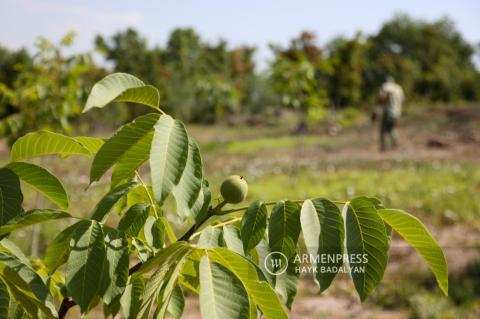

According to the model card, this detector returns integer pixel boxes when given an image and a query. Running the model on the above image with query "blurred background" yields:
[1,0,479,318]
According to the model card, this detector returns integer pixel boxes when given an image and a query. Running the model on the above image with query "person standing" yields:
[378,77,404,151]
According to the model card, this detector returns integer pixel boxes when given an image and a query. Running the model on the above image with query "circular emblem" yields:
[264,252,289,275]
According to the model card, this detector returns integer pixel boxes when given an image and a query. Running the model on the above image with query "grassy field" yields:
[1,105,479,318]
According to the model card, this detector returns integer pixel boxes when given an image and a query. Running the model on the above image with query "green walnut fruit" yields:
[220,175,248,204]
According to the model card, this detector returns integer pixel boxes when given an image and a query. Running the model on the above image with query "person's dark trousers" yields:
[380,115,398,151]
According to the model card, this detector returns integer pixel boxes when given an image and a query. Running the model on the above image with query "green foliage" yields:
[6,162,68,209]
[378,209,448,295]
[240,201,267,254]
[0,209,70,236]
[65,220,106,313]
[84,73,160,112]
[365,14,479,102]
[268,200,301,259]
[300,199,344,292]
[11,131,93,161]
[345,197,389,301]
[0,32,100,142]
[0,73,449,319]
[0,168,23,226]
[90,112,160,183]
[199,255,250,319]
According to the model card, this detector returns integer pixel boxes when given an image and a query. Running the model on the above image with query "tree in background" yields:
[96,27,258,123]
[365,14,479,102]
[0,32,99,143]
[326,33,367,108]
[270,32,330,131]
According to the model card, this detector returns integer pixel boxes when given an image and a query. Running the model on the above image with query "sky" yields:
[1,0,479,69]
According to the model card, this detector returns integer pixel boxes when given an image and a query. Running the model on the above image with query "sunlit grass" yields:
[208,163,480,224]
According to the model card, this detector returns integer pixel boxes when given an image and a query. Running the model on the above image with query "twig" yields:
[135,171,159,218]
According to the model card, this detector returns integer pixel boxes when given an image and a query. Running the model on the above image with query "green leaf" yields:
[0,252,56,317]
[120,276,144,319]
[0,279,9,318]
[0,267,54,319]
[111,132,153,187]
[136,242,191,276]
[7,300,25,319]
[345,197,389,301]
[143,216,164,249]
[207,248,288,319]
[73,137,105,155]
[6,162,68,209]
[0,168,23,226]
[0,209,70,236]
[90,113,160,183]
[84,73,160,112]
[153,254,190,319]
[198,226,224,248]
[131,238,151,263]
[44,222,80,274]
[167,284,185,319]
[103,230,129,311]
[136,242,192,318]
[172,140,203,220]
[191,179,212,223]
[150,115,189,204]
[300,198,344,292]
[0,238,30,265]
[179,250,202,294]
[268,200,301,259]
[66,220,107,313]
[222,225,244,255]
[117,203,149,237]
[253,239,275,286]
[378,209,448,295]
[241,200,267,254]
[274,256,300,309]
[11,131,91,161]
[90,181,137,222]
[199,255,250,319]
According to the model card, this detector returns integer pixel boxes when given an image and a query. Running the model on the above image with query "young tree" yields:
[270,32,330,131]
[0,32,99,143]
[0,73,448,319]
